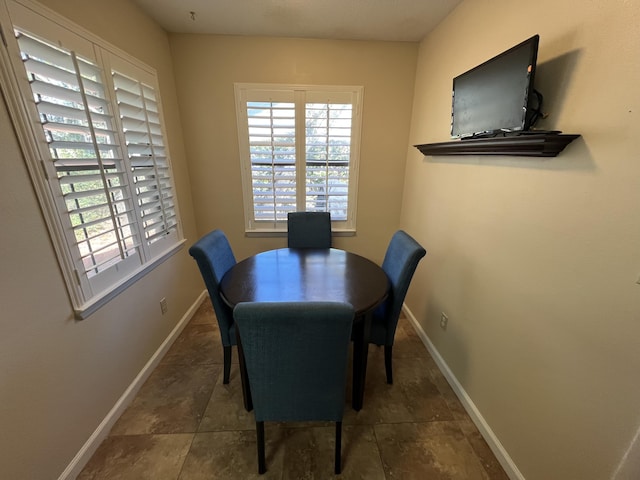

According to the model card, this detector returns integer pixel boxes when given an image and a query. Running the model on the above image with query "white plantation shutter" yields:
[235,84,362,232]
[16,31,141,277]
[305,101,352,220]
[1,0,183,317]
[112,70,178,248]
[247,98,296,221]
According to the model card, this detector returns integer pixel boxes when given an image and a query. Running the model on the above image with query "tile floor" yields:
[78,300,510,479]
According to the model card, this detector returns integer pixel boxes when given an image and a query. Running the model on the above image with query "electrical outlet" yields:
[160,297,168,315]
[440,312,448,330]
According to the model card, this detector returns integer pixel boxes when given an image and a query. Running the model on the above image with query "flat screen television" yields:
[451,35,540,139]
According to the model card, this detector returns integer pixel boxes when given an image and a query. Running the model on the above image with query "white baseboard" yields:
[402,304,525,480]
[58,291,208,480]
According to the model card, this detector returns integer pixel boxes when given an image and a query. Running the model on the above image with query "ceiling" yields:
[132,0,463,42]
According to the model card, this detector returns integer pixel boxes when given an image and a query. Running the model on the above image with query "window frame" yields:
[234,83,363,235]
[0,0,184,319]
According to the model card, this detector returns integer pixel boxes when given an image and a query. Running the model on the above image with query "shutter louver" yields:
[247,101,296,222]
[112,71,177,246]
[16,31,140,277]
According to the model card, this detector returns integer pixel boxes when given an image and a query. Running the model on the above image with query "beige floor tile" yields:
[429,368,470,421]
[78,433,192,480]
[198,363,255,432]
[375,422,489,480]
[388,317,431,359]
[189,299,216,326]
[111,363,220,435]
[457,417,511,480]
[178,429,284,480]
[179,424,386,480]
[344,355,452,425]
[339,426,387,480]
[161,323,222,366]
[279,425,340,479]
[79,300,509,480]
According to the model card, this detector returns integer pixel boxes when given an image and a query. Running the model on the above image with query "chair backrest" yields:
[188,229,237,345]
[234,301,354,422]
[287,211,332,248]
[378,230,426,344]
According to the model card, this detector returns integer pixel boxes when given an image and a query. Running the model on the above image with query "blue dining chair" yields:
[233,301,354,475]
[369,230,426,384]
[287,211,332,248]
[188,229,237,384]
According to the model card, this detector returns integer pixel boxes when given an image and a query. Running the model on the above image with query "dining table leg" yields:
[351,312,372,411]
[236,328,253,412]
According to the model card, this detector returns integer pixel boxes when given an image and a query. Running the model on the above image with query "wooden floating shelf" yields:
[415,133,580,157]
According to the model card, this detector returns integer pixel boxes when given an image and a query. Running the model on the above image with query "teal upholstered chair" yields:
[188,229,237,384]
[287,211,332,248]
[369,230,426,384]
[234,301,354,475]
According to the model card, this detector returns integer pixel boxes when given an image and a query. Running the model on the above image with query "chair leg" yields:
[335,421,342,475]
[384,345,393,384]
[236,334,253,411]
[256,421,266,474]
[223,346,232,384]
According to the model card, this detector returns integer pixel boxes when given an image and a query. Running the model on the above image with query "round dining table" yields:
[220,247,390,411]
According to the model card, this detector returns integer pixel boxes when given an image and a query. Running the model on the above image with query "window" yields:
[234,84,362,233]
[0,0,183,318]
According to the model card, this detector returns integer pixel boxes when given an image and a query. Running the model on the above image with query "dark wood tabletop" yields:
[220,248,389,315]
[220,248,390,411]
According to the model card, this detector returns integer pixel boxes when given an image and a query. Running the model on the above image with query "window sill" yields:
[245,229,356,238]
[74,239,186,320]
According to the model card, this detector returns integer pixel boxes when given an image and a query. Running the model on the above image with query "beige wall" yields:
[0,0,202,478]
[169,34,417,263]
[402,0,640,479]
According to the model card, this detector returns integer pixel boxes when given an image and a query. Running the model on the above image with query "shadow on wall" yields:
[422,46,595,172]
[424,299,470,387]
[534,48,582,132]
[419,250,472,387]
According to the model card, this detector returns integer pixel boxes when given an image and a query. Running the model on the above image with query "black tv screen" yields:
[451,35,540,139]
